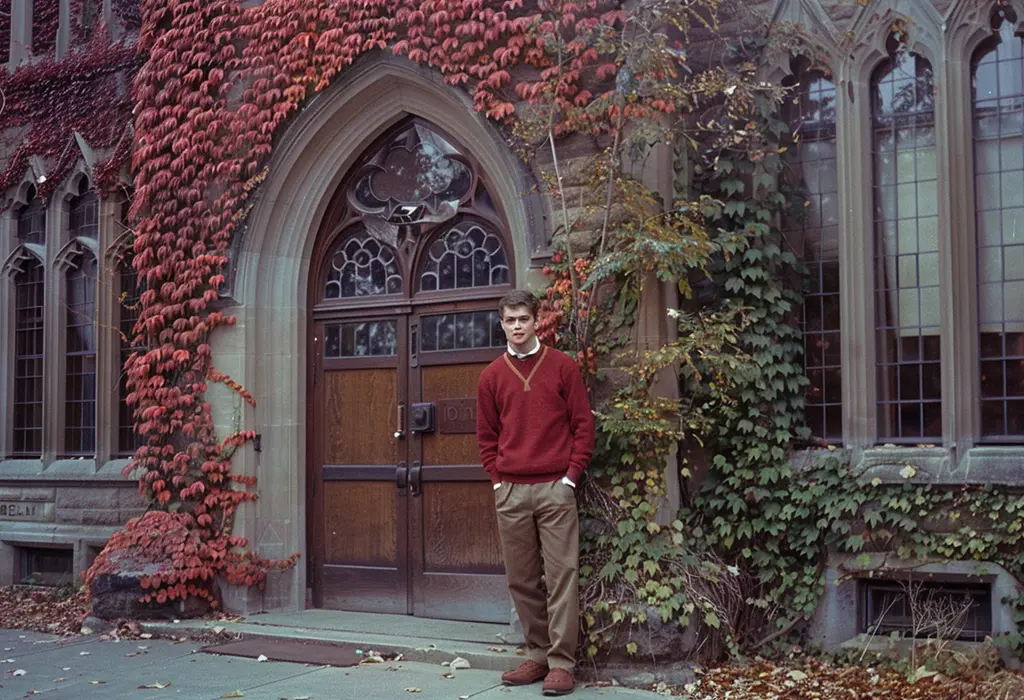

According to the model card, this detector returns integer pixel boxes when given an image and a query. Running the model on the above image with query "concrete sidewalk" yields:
[0,628,665,699]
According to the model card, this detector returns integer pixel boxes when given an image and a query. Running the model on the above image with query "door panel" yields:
[411,359,509,622]
[422,482,504,574]
[324,369,397,464]
[324,481,398,564]
[421,364,487,465]
[320,361,407,614]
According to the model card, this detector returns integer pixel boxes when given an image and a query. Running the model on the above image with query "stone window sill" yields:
[794,446,1024,486]
[0,458,135,481]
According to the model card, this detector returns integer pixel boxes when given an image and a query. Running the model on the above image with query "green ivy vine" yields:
[539,32,1024,664]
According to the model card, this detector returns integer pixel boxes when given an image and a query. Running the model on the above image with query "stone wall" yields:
[0,478,144,586]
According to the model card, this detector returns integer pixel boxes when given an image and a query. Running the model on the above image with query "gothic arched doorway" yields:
[307,118,513,622]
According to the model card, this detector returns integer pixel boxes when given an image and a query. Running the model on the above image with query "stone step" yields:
[140,616,525,672]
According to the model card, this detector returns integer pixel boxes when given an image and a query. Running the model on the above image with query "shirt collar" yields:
[507,336,541,360]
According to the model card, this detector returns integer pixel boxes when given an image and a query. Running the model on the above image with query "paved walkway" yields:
[0,628,663,699]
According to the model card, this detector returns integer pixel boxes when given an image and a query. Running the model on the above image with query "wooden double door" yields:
[310,305,509,622]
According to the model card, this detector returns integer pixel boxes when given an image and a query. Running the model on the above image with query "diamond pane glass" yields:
[872,50,941,441]
[974,17,1024,439]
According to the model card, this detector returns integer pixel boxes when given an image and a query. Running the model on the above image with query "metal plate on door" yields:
[438,398,477,434]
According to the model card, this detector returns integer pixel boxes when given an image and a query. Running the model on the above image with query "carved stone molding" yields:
[54,237,98,272]
[1,245,46,279]
[947,0,1024,56]
[762,0,840,81]
[847,0,946,79]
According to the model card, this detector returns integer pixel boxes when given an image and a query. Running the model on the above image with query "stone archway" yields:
[219,55,544,612]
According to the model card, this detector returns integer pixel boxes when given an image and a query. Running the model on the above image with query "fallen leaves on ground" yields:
[674,659,1024,699]
[138,681,173,689]
[0,587,88,636]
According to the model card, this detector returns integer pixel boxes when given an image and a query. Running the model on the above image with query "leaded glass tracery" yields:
[420,222,509,291]
[324,233,403,299]
[348,123,473,225]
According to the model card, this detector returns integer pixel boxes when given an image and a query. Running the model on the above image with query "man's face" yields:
[501,305,537,349]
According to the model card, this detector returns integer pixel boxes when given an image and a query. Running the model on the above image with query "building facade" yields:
[0,0,1022,649]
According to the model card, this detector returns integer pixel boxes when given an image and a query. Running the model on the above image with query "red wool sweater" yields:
[476,345,595,485]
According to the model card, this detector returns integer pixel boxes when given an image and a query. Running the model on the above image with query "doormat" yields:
[202,638,400,667]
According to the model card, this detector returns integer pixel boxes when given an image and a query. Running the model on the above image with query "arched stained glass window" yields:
[420,221,509,291]
[65,255,97,456]
[323,233,403,299]
[349,123,473,225]
[974,11,1024,439]
[786,70,841,442]
[872,44,940,441]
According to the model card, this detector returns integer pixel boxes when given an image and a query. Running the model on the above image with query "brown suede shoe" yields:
[501,659,549,686]
[542,667,575,695]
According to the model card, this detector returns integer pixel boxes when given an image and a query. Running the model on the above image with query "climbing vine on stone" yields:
[83,0,661,607]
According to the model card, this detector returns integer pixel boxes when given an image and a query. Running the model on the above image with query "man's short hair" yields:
[498,290,540,320]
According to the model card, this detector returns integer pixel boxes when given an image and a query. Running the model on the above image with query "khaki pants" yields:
[494,480,580,670]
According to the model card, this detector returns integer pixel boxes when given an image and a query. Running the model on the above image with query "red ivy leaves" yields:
[86,0,637,606]
[0,31,138,197]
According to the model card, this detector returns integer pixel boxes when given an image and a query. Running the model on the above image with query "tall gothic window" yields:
[974,11,1024,440]
[786,70,841,442]
[13,260,45,457]
[118,258,144,455]
[12,193,47,457]
[871,42,940,441]
[63,190,100,455]
[64,255,97,455]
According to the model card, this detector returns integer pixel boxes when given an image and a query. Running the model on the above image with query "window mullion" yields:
[836,66,878,449]
[43,196,63,464]
[944,37,982,456]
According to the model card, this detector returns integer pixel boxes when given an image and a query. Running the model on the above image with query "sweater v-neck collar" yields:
[502,345,548,392]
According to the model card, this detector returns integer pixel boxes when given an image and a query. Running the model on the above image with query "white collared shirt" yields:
[507,336,541,360]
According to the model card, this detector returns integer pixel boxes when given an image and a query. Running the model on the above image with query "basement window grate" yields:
[18,547,74,587]
[861,580,992,642]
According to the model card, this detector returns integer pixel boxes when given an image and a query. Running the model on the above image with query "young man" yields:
[476,290,595,696]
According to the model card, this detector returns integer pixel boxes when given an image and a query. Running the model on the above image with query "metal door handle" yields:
[409,461,422,497]
[395,402,406,440]
[396,461,408,495]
